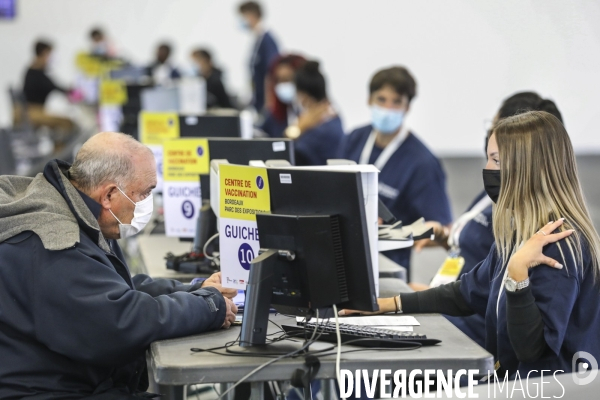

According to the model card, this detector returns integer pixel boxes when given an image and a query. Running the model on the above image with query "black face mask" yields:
[482,169,501,203]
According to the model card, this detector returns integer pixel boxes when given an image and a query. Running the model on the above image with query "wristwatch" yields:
[505,277,530,292]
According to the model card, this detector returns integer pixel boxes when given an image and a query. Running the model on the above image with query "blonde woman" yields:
[342,110,600,378]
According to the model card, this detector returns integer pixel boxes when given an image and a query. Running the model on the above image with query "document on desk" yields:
[297,315,420,326]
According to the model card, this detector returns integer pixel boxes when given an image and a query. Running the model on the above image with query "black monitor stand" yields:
[233,213,348,354]
[234,249,307,354]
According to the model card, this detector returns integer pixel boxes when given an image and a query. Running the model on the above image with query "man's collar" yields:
[76,189,102,220]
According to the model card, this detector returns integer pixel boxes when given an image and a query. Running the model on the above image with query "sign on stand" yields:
[219,164,271,290]
[163,138,209,238]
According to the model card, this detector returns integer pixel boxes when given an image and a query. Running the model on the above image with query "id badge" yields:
[429,256,465,288]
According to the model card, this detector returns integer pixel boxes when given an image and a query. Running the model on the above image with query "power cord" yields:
[332,304,344,399]
[203,232,220,260]
[216,319,321,399]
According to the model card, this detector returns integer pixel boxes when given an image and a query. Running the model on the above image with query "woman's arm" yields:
[400,281,474,316]
[506,286,547,362]
[504,219,574,362]
[343,281,476,317]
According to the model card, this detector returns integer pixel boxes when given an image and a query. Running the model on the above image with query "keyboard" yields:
[282,322,441,348]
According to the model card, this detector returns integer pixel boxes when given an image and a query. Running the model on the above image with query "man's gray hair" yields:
[69,132,153,192]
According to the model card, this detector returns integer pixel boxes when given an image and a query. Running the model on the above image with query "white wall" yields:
[1,0,599,155]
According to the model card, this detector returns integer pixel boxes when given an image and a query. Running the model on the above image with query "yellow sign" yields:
[163,139,210,181]
[75,52,122,78]
[99,80,127,105]
[139,112,180,145]
[220,164,271,221]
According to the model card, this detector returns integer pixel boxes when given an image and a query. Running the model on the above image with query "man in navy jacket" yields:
[0,132,237,399]
[239,1,280,113]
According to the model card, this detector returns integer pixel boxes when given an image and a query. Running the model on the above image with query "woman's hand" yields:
[507,219,574,281]
[414,221,451,252]
[339,297,398,316]
[297,101,330,133]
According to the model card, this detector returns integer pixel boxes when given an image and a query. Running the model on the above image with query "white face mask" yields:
[109,187,153,238]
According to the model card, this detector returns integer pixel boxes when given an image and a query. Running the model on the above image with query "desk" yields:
[149,314,493,398]
[136,235,199,282]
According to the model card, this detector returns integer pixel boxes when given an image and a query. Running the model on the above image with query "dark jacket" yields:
[0,160,226,399]
[250,30,279,112]
[23,67,68,105]
[205,67,233,109]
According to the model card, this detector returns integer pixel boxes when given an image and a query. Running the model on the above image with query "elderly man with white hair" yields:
[0,132,237,399]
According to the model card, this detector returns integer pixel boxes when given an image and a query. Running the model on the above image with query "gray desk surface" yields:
[150,314,493,386]
[136,235,199,282]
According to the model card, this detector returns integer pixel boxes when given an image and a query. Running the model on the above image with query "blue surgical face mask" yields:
[191,64,201,76]
[239,17,251,31]
[275,82,296,104]
[371,105,405,135]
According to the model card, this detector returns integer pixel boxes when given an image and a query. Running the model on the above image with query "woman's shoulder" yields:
[541,234,595,279]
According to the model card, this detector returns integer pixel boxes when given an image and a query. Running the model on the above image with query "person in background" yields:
[343,110,600,381]
[89,27,116,58]
[284,60,344,166]
[338,66,452,275]
[260,54,306,138]
[238,1,279,113]
[147,43,181,86]
[410,91,564,349]
[21,40,74,134]
[191,48,233,109]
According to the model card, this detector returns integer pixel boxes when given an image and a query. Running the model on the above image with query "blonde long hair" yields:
[492,111,600,278]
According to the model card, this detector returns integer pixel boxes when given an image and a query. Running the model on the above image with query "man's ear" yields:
[99,184,119,210]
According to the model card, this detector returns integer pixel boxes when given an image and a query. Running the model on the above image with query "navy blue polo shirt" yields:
[339,124,453,270]
[460,240,600,377]
[294,116,344,166]
[445,190,494,348]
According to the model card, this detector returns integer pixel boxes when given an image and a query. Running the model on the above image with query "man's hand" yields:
[221,297,238,329]
[201,272,238,299]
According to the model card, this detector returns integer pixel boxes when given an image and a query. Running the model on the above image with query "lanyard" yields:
[447,195,493,249]
[359,126,410,170]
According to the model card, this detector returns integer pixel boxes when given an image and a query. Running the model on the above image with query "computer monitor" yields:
[120,83,153,139]
[240,168,379,348]
[141,86,179,111]
[208,138,295,165]
[109,65,148,83]
[179,115,241,138]
[199,138,295,200]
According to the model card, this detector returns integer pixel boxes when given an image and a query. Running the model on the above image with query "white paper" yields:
[377,325,414,332]
[297,315,420,326]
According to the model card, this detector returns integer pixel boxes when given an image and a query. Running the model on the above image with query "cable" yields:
[332,304,343,399]
[217,320,321,399]
[203,232,220,260]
